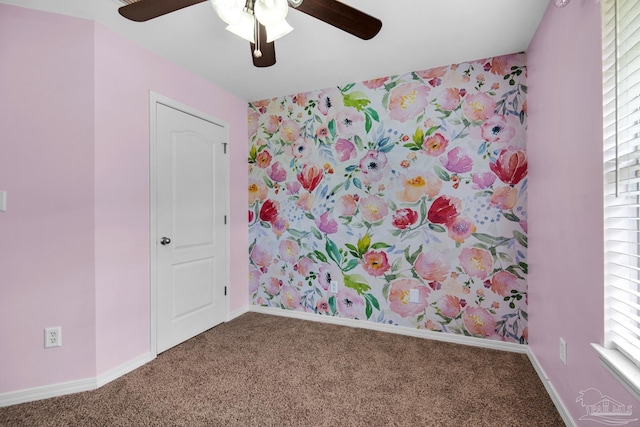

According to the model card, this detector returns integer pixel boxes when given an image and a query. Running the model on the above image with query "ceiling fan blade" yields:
[118,0,207,22]
[293,0,382,40]
[250,23,276,67]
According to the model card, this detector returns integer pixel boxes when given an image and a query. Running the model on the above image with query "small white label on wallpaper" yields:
[409,289,419,303]
[0,191,6,212]
[330,281,338,293]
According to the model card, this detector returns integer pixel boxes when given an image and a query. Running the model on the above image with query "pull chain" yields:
[253,16,262,58]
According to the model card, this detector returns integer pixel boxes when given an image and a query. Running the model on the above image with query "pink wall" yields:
[0,3,249,393]
[527,0,637,422]
[93,24,249,374]
[0,5,97,392]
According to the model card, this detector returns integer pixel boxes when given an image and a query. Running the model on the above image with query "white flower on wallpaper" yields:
[248,53,528,343]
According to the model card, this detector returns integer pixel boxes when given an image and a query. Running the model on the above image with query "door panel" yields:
[156,103,227,353]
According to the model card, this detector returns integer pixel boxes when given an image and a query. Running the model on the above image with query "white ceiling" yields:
[2,0,550,101]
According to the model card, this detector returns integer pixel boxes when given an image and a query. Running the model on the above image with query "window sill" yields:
[592,343,640,401]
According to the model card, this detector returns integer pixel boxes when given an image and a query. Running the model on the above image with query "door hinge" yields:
[224,286,227,296]
[224,215,227,225]
[222,142,227,154]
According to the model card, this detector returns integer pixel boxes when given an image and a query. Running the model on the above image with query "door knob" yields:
[160,237,171,245]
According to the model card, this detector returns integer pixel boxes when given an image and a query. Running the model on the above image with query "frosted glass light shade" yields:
[225,11,256,43]
[254,0,288,26]
[211,0,245,25]
[265,19,293,42]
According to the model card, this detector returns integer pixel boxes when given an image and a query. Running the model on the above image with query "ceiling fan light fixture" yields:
[225,11,256,43]
[211,0,246,25]
[254,0,288,26]
[265,19,293,42]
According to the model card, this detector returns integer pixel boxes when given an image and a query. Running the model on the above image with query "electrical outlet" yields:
[559,337,567,365]
[409,289,419,303]
[45,327,62,348]
[330,280,338,293]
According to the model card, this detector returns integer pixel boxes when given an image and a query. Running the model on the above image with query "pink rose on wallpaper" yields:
[315,211,338,234]
[463,307,497,337]
[337,287,365,319]
[295,257,314,277]
[249,267,262,294]
[388,82,430,122]
[423,133,449,156]
[316,298,330,314]
[319,263,343,291]
[392,208,418,230]
[336,194,358,217]
[427,196,461,226]
[256,150,272,169]
[248,210,254,223]
[289,138,312,159]
[335,138,357,162]
[459,248,493,280]
[416,65,448,80]
[297,192,314,211]
[267,161,287,182]
[280,119,300,142]
[462,92,496,122]
[447,217,476,243]
[481,115,516,143]
[251,243,274,267]
[248,111,260,136]
[396,173,441,203]
[471,172,496,190]
[489,53,521,76]
[297,163,324,192]
[389,278,430,318]
[360,195,388,223]
[440,147,473,174]
[363,77,389,89]
[438,88,461,111]
[316,125,329,139]
[248,179,268,204]
[318,88,343,116]
[271,216,288,237]
[437,295,461,318]
[490,147,528,186]
[362,250,391,277]
[259,199,279,223]
[265,277,282,296]
[359,150,388,182]
[293,92,308,107]
[279,239,300,264]
[336,108,364,136]
[286,181,300,195]
[281,286,301,309]
[265,115,280,134]
[490,186,518,210]
[490,271,519,297]
[413,251,449,282]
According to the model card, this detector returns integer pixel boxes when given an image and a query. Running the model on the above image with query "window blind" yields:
[604,0,640,367]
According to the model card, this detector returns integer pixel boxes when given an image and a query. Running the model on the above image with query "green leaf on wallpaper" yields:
[287,229,308,239]
[382,92,391,109]
[521,85,528,94]
[419,197,427,220]
[428,223,446,233]
[263,176,274,188]
[328,119,337,138]
[513,230,528,248]
[519,262,528,274]
[343,274,371,294]
[352,177,363,190]
[248,145,257,162]
[314,250,328,263]
[382,281,391,299]
[388,200,398,212]
[391,257,402,273]
[328,295,337,315]
[506,265,525,280]
[434,166,450,182]
[519,110,526,125]
[353,135,364,151]
[326,238,341,265]
[412,127,424,145]
[502,212,520,222]
[365,293,380,310]
[472,233,510,246]
[311,227,323,240]
[425,125,441,136]
[343,259,359,272]
[365,107,380,122]
[365,113,372,133]
[371,242,391,250]
[345,243,358,253]
[340,83,356,93]
[498,252,514,264]
[365,299,373,319]
[343,91,371,111]
[404,244,423,265]
[357,234,371,255]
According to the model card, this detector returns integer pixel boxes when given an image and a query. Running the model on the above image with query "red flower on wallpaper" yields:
[259,199,279,223]
[427,196,460,226]
[296,163,324,192]
[392,208,419,230]
[490,147,528,185]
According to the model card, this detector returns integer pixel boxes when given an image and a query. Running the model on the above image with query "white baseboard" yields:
[0,377,96,408]
[250,305,528,354]
[227,306,250,322]
[527,349,575,427]
[96,352,154,388]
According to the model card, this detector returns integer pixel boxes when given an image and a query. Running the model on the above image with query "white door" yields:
[155,102,227,353]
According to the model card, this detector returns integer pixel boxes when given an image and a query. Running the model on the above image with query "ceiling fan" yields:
[118,0,382,68]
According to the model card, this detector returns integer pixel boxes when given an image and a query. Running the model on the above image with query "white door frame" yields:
[149,91,230,357]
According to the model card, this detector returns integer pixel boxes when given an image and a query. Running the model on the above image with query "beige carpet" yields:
[0,312,564,426]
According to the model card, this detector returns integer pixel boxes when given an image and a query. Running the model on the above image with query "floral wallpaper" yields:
[248,53,528,343]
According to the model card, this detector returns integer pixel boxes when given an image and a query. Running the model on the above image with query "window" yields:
[594,0,640,400]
